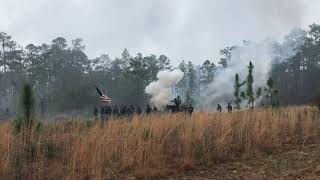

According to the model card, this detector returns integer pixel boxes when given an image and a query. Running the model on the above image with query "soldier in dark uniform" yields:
[105,106,112,120]
[113,105,120,117]
[226,103,233,113]
[174,96,182,111]
[146,105,152,115]
[216,104,222,113]
[129,104,135,115]
[125,105,130,116]
[100,106,105,120]
[120,105,126,116]
[94,107,99,120]
[188,104,194,116]
[136,105,142,115]
[153,105,158,112]
[103,106,108,120]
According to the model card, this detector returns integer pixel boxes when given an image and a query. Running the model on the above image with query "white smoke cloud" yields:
[145,69,183,108]
[199,41,273,108]
[198,31,305,110]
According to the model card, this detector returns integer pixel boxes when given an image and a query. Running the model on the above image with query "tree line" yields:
[0,23,320,116]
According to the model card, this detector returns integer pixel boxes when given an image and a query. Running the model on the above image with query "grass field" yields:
[1,107,320,179]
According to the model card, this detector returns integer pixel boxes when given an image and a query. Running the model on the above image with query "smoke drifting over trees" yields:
[198,37,304,109]
[1,23,320,116]
[0,0,320,116]
[145,69,183,108]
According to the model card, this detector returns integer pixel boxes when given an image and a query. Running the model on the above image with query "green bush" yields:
[43,142,60,159]
[12,83,44,135]
[21,84,35,128]
[24,142,38,160]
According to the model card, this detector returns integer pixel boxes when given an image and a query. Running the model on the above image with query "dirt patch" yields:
[165,143,320,179]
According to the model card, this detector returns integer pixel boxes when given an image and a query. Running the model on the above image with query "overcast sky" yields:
[0,0,320,64]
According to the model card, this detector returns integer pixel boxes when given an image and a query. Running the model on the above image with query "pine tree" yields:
[0,32,12,74]
[218,47,233,68]
[185,91,194,105]
[21,83,35,128]
[246,61,255,108]
[264,77,278,106]
[200,60,215,83]
[234,73,246,110]
[175,60,187,100]
[187,61,197,101]
[256,87,262,99]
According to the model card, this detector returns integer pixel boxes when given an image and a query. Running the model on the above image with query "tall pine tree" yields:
[234,73,246,110]
[264,77,278,106]
[246,61,255,108]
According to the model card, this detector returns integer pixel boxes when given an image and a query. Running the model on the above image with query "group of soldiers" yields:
[93,96,235,121]
[216,103,233,113]
[93,104,159,120]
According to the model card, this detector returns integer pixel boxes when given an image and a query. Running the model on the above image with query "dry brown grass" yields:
[0,106,320,179]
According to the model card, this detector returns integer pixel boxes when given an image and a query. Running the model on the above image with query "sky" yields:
[0,0,320,65]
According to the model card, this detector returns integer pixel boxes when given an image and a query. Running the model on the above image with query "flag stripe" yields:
[100,95,112,103]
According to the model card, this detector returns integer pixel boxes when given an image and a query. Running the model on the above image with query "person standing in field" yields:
[113,105,120,117]
[188,104,194,116]
[226,103,233,113]
[146,105,152,115]
[175,96,182,110]
[129,104,135,115]
[100,106,105,120]
[153,105,158,112]
[216,104,222,113]
[105,106,112,120]
[93,107,99,120]
[136,105,142,115]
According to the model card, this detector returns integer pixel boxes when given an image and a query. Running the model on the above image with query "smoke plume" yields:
[198,41,273,109]
[145,69,183,108]
[198,29,306,110]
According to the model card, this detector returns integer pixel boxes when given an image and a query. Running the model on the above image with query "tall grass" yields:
[0,107,319,179]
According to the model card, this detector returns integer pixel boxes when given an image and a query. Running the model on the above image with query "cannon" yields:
[164,96,186,113]
[165,101,181,113]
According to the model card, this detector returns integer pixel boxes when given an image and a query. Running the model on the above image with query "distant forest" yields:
[0,23,320,115]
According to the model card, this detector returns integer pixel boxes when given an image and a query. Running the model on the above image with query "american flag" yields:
[96,87,112,103]
[100,95,112,103]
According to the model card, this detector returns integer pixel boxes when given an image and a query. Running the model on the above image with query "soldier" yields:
[188,104,194,116]
[216,104,222,113]
[136,105,142,115]
[113,105,120,117]
[153,105,158,112]
[100,106,105,120]
[125,105,130,116]
[103,106,108,120]
[120,105,126,116]
[93,107,99,120]
[105,106,112,120]
[226,103,233,113]
[146,105,152,115]
[129,104,135,115]
[174,96,182,110]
